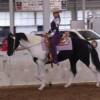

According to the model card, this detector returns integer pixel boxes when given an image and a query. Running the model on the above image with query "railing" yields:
[0,3,9,11]
[66,0,100,9]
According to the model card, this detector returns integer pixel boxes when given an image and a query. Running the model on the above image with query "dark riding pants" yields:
[49,33,61,63]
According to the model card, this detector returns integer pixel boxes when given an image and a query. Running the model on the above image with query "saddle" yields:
[43,32,71,62]
[43,32,70,48]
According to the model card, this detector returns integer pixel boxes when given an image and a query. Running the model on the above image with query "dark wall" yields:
[0,27,10,37]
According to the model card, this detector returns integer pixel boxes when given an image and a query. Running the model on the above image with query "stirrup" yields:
[48,53,53,61]
[45,54,53,64]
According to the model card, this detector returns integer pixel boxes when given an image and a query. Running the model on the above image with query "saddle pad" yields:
[57,38,73,51]
[42,37,73,51]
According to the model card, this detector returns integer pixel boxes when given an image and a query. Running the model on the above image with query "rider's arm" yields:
[48,30,56,37]
[48,21,58,37]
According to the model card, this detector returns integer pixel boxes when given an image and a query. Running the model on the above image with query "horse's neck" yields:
[27,34,42,44]
[19,39,48,60]
[20,39,43,49]
[20,40,31,47]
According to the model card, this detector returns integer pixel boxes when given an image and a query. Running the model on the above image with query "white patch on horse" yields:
[89,53,100,87]
[20,40,47,60]
[20,39,47,90]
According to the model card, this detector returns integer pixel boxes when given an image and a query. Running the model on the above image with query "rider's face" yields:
[64,32,70,37]
[53,12,59,18]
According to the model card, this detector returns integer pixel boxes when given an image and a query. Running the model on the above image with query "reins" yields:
[13,36,16,50]
[19,42,42,50]
[10,34,42,50]
[9,34,16,53]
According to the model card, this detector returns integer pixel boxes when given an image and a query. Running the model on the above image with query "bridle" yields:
[10,34,16,52]
[9,34,48,55]
[10,34,43,50]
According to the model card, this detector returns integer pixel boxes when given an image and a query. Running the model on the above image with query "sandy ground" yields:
[0,83,100,100]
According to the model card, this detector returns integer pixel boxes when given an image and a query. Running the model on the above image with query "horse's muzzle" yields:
[7,51,13,56]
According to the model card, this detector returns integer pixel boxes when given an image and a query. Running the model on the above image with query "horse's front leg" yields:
[34,59,47,90]
[27,48,47,90]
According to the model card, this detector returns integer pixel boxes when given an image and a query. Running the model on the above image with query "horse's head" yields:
[7,32,28,56]
[7,33,16,56]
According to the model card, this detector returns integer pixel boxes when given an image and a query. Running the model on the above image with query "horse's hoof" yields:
[96,83,100,87]
[38,84,46,90]
[64,84,70,88]
[48,82,52,87]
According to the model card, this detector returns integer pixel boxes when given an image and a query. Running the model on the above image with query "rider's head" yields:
[64,31,70,37]
[52,8,60,18]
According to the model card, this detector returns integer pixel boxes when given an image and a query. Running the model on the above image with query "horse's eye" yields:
[12,37,15,40]
[10,36,15,40]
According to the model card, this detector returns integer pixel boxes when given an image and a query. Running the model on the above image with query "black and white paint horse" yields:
[7,32,100,90]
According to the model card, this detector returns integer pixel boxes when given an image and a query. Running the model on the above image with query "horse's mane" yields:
[15,32,28,41]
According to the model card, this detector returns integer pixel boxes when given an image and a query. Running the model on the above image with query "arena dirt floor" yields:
[0,83,100,100]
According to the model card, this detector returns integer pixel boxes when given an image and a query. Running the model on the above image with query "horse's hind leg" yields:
[89,65,100,87]
[64,58,77,87]
[81,57,100,87]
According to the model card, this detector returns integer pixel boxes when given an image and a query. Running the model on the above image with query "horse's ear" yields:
[9,32,15,37]
[10,31,15,34]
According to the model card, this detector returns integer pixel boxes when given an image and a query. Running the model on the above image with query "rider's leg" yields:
[50,37,58,64]
[50,34,60,64]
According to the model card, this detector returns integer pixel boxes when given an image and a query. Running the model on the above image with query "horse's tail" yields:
[90,45,100,71]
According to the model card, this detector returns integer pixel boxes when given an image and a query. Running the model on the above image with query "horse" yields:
[6,32,100,90]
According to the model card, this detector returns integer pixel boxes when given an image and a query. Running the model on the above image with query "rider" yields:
[48,7,61,64]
